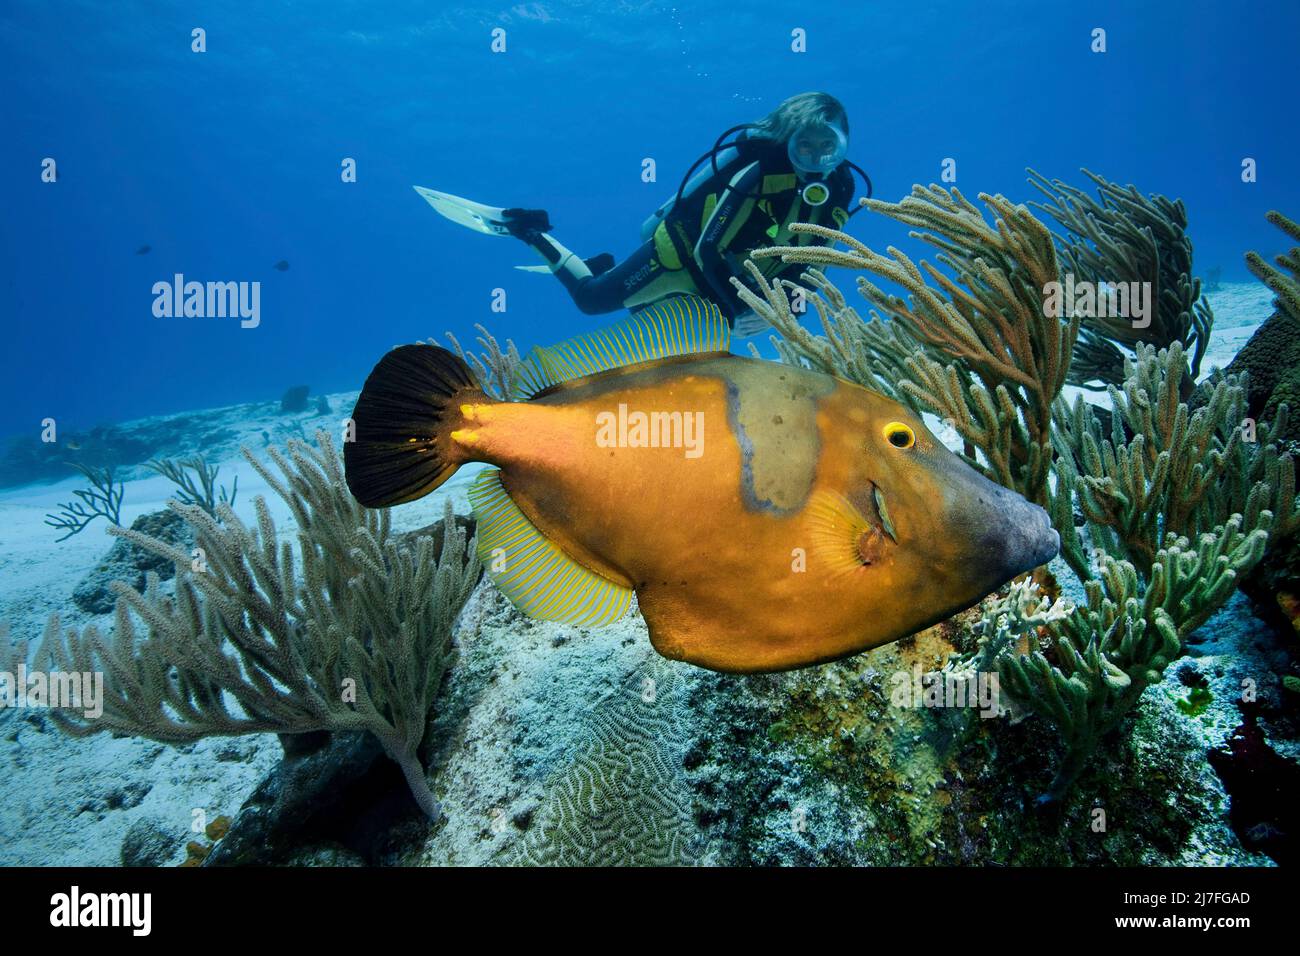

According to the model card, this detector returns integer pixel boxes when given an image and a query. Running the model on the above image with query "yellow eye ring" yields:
[883,422,915,449]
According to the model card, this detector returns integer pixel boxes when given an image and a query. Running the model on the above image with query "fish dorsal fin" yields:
[467,468,634,626]
[513,295,730,400]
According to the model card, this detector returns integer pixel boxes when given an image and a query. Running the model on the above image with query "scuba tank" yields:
[640,144,741,242]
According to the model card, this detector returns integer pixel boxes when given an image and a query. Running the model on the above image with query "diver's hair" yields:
[749,92,848,143]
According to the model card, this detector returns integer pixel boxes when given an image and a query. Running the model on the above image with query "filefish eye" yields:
[883,422,915,449]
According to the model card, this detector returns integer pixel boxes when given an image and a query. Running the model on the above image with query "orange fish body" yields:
[345,298,1058,673]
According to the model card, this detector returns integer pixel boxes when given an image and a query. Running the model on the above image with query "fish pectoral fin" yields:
[467,468,634,627]
[805,489,887,578]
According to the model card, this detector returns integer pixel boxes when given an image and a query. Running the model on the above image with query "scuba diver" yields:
[416,92,872,335]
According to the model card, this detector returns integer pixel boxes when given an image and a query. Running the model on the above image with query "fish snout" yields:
[978,482,1060,577]
[937,455,1060,582]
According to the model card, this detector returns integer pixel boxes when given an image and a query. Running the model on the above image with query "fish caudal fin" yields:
[344,344,483,508]
[468,468,634,626]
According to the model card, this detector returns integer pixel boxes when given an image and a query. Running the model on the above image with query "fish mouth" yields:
[1031,513,1061,568]
[992,494,1060,575]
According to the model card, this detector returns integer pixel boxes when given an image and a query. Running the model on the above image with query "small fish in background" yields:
[134,244,151,255]
[66,440,82,451]
[273,259,290,272]
[344,296,1060,674]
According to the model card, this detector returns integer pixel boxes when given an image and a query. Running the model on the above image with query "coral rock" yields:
[71,510,193,614]
[120,817,176,867]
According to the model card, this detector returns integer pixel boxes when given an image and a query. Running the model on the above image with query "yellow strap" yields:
[761,173,797,194]
[652,221,682,270]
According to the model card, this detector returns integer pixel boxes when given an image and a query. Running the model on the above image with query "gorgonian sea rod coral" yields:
[24,433,480,821]
[744,183,1298,799]
[743,185,1075,508]
[1027,168,1215,390]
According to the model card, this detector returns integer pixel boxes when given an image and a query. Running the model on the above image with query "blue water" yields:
[2,0,1297,440]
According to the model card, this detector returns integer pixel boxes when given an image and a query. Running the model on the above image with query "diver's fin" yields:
[513,264,552,273]
[413,186,520,237]
[344,344,484,508]
[730,308,772,339]
[467,468,634,626]
[500,208,552,234]
[513,295,731,399]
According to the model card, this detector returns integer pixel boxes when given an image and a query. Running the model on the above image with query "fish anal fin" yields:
[467,468,634,627]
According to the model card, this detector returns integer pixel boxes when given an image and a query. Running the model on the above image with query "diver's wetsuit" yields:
[513,135,856,321]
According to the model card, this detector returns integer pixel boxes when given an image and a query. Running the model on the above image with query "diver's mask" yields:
[788,122,848,177]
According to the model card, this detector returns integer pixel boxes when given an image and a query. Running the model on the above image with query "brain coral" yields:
[514,655,700,866]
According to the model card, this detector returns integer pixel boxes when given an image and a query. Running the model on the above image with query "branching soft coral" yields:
[742,185,1075,506]
[1018,342,1291,798]
[1050,342,1296,581]
[443,323,523,401]
[32,432,480,820]
[1245,210,1300,324]
[44,463,125,541]
[998,518,1268,801]
[1028,168,1214,389]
